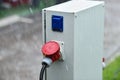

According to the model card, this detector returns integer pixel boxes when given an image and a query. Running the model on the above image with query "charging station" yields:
[41,0,104,80]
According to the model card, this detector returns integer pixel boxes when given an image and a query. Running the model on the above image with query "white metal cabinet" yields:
[42,1,104,80]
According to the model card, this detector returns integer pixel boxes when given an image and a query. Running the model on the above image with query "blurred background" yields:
[0,0,120,80]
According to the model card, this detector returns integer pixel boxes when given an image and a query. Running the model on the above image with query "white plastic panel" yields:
[45,0,103,13]
[45,11,74,80]
[74,4,104,80]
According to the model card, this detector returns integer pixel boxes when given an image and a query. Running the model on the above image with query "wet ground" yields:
[104,0,120,61]
[1,0,120,80]
[0,13,43,80]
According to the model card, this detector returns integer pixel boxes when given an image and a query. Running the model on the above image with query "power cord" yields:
[39,63,48,80]
[39,58,52,80]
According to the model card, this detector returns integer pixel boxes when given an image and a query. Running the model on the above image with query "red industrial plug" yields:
[42,41,61,62]
[40,41,62,80]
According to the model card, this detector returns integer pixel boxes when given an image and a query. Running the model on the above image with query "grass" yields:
[0,0,56,18]
[103,56,120,80]
[0,5,31,18]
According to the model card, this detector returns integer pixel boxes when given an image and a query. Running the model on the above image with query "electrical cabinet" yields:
[42,0,104,80]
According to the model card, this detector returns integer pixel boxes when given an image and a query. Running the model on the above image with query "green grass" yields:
[103,56,120,80]
[0,5,30,18]
[0,0,56,18]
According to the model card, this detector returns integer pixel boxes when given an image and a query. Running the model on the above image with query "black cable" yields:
[39,63,48,80]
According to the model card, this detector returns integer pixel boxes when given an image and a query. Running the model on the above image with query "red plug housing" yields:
[42,41,61,62]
